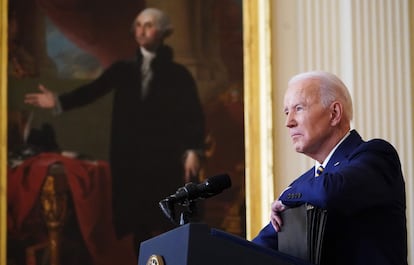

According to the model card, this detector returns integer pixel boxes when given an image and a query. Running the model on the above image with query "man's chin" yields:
[141,44,158,52]
[293,144,304,153]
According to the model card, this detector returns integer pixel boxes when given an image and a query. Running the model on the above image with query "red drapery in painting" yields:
[8,153,136,265]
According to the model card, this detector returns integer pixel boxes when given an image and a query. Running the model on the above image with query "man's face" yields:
[134,13,163,51]
[283,79,333,158]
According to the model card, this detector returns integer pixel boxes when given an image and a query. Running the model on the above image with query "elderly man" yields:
[25,7,205,250]
[253,71,407,265]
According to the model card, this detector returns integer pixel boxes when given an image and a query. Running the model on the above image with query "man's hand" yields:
[24,84,56,109]
[270,200,287,232]
[183,150,201,182]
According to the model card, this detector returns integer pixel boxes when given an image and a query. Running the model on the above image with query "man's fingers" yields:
[271,217,281,232]
[24,84,48,106]
[272,212,283,226]
[270,211,283,232]
[38,84,49,93]
[271,200,287,212]
[24,94,38,104]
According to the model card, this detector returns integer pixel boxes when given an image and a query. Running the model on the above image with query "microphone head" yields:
[200,173,232,197]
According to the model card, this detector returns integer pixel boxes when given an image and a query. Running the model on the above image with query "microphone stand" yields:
[159,197,198,226]
[159,173,231,226]
[179,199,197,225]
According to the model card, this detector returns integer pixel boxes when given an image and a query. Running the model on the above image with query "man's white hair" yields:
[134,7,173,38]
[288,71,354,121]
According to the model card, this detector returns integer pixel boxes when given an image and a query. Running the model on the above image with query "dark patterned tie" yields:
[315,165,324,177]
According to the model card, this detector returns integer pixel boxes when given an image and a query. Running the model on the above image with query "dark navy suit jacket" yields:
[253,130,407,265]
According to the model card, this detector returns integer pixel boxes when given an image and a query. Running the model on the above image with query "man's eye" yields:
[296,106,303,111]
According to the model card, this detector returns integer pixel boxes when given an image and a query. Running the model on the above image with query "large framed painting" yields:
[1,0,262,264]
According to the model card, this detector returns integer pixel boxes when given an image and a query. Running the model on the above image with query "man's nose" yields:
[136,27,144,36]
[285,113,296,127]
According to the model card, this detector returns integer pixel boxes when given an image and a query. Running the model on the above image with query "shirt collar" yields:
[140,47,156,60]
[315,131,351,173]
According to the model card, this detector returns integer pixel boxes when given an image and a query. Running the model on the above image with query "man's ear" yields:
[330,101,343,126]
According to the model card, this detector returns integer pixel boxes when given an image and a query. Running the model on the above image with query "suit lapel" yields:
[325,130,363,172]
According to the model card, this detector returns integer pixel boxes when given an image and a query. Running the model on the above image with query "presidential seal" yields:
[146,254,165,265]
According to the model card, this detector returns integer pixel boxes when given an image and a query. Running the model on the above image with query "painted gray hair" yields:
[288,71,353,121]
[133,8,173,37]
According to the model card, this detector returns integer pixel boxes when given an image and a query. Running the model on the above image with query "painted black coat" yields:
[59,45,205,239]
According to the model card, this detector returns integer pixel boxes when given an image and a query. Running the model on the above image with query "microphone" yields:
[164,173,232,203]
